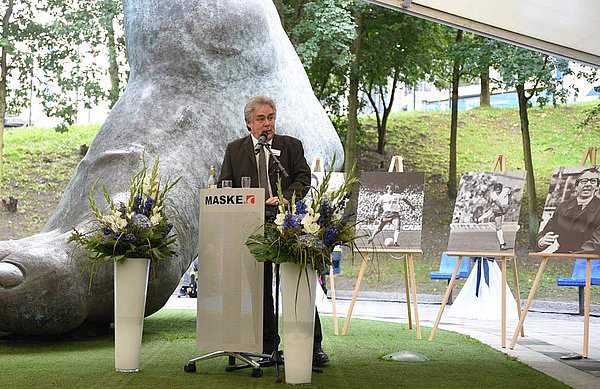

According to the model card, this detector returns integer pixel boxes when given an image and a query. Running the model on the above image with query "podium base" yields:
[184,350,270,377]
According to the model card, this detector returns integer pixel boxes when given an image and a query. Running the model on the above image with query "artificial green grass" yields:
[0,310,567,388]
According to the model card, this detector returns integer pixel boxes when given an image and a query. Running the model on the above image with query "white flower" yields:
[274,213,286,232]
[143,175,158,197]
[103,211,127,232]
[301,212,321,234]
[150,214,162,226]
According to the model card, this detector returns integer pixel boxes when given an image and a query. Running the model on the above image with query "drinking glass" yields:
[222,180,232,188]
[241,176,251,188]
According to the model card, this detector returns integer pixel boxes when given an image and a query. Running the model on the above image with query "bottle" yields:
[207,165,217,188]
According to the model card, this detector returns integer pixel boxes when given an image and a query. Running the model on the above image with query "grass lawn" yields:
[0,310,568,388]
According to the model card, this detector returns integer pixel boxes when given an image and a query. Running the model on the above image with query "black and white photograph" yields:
[355,172,425,252]
[536,166,600,254]
[447,171,526,253]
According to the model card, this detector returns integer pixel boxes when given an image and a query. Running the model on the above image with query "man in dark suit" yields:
[538,167,600,254]
[219,95,329,366]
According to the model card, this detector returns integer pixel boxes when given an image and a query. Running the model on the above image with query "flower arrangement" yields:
[69,157,180,268]
[245,163,358,274]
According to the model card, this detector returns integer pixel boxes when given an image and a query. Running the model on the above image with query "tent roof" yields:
[369,0,600,68]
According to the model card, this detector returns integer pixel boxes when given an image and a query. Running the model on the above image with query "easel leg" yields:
[428,256,462,342]
[329,265,339,335]
[501,256,507,348]
[584,260,591,358]
[342,253,369,336]
[511,257,525,337]
[510,257,548,349]
[407,253,421,339]
[403,255,413,329]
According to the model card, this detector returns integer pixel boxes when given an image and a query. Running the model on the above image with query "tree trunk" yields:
[0,0,14,200]
[516,83,539,247]
[345,10,362,218]
[448,29,462,199]
[480,65,491,107]
[345,10,362,175]
[105,13,120,108]
[375,69,399,155]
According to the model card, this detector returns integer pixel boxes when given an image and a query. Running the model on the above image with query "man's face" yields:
[575,171,600,200]
[247,104,276,141]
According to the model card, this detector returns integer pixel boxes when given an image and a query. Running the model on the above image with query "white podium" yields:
[185,188,266,375]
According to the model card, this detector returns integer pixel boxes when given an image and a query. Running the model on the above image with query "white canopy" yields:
[369,0,600,68]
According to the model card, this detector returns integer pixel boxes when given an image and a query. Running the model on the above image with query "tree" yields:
[1,0,42,199]
[447,29,463,199]
[278,0,355,113]
[40,0,127,128]
[491,43,573,245]
[443,32,498,197]
[358,6,445,154]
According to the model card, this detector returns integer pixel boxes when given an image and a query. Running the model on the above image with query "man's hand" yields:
[538,231,559,248]
[265,196,288,206]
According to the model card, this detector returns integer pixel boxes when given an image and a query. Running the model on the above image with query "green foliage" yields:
[1,0,127,128]
[279,0,356,114]
[330,114,367,148]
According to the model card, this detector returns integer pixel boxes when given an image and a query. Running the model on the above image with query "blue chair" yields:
[557,259,600,315]
[323,250,342,275]
[430,252,471,304]
[430,252,471,280]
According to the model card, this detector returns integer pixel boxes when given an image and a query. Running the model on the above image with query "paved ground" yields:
[164,290,600,389]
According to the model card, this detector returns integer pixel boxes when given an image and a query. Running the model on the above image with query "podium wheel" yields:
[184,363,197,373]
[251,368,263,378]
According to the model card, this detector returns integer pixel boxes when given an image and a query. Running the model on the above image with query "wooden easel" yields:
[428,154,524,348]
[341,156,422,339]
[311,156,341,335]
[510,147,598,358]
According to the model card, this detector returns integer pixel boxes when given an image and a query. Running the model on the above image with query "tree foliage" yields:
[359,6,446,154]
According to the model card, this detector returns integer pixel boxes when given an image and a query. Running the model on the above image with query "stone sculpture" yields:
[0,0,343,335]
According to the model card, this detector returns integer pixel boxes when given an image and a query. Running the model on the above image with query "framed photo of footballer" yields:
[355,172,425,252]
[536,166,600,254]
[447,171,527,253]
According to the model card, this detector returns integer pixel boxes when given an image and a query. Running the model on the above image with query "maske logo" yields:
[204,194,257,206]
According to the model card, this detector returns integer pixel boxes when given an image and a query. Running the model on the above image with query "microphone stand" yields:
[263,143,289,179]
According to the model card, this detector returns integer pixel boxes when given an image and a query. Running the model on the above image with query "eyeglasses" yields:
[577,178,599,185]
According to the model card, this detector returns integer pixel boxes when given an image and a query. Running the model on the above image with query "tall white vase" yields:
[114,257,150,372]
[281,262,317,384]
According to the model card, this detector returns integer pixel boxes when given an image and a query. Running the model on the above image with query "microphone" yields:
[254,132,268,155]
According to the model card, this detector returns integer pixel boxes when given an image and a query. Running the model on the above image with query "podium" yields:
[185,188,266,376]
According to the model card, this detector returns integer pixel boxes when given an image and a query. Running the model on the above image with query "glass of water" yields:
[241,176,251,188]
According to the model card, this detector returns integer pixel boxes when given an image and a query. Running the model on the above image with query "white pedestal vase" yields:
[114,258,150,372]
[280,262,317,384]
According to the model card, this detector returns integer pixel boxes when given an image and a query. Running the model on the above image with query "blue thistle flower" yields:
[144,198,155,215]
[295,200,307,215]
[101,227,112,235]
[131,214,152,229]
[132,196,142,213]
[123,233,137,242]
[323,225,340,246]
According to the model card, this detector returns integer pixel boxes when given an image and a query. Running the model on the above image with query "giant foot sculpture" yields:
[0,0,343,335]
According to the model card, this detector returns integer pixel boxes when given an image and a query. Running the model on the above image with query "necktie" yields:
[259,150,271,198]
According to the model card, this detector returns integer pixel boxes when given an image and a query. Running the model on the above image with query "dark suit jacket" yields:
[219,134,311,202]
[538,196,600,253]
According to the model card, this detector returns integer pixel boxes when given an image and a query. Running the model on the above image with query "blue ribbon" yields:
[474,257,494,297]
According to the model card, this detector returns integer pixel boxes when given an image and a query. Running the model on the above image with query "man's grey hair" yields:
[244,95,277,126]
